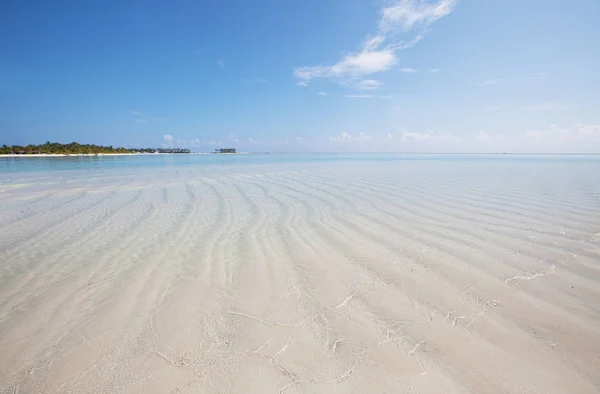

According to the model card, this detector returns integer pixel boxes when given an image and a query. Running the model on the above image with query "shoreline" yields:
[2,152,598,158]
[0,152,253,158]
[0,153,179,158]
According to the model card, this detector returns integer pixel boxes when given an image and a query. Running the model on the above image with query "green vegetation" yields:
[215,148,236,153]
[0,142,191,155]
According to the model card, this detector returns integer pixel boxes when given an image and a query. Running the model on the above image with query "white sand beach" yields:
[0,157,599,393]
[0,153,157,157]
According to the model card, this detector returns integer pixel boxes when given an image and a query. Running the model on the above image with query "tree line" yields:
[0,142,190,155]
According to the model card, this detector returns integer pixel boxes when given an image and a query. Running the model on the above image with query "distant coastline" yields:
[0,153,158,157]
[0,142,191,155]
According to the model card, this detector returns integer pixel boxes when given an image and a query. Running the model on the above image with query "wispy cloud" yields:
[517,124,600,152]
[479,78,502,86]
[217,59,225,68]
[294,49,397,83]
[520,102,569,112]
[429,68,440,73]
[357,79,382,90]
[399,67,418,73]
[293,0,456,87]
[379,0,457,32]
[486,105,500,111]
[330,132,371,142]
[401,130,459,142]
[315,124,600,153]
[317,91,330,96]
[163,134,173,147]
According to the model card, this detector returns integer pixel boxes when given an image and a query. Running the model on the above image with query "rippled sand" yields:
[1,157,599,393]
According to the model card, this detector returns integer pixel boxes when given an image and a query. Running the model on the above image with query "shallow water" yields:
[1,154,599,393]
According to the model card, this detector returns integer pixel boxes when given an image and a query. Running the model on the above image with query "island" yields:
[0,142,191,155]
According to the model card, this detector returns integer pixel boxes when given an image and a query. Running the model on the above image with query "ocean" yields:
[1,154,599,393]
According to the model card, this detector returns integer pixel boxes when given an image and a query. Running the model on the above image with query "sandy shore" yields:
[0,158,599,393]
[0,153,157,157]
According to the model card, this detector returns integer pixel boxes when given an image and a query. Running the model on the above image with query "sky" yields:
[1,0,599,153]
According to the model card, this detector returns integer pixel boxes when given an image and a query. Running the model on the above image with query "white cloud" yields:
[357,79,382,90]
[393,30,428,50]
[429,68,440,73]
[486,105,500,111]
[379,0,457,32]
[181,124,600,153]
[330,131,371,142]
[405,125,600,152]
[362,35,386,52]
[163,134,173,147]
[294,49,397,83]
[520,102,569,112]
[330,132,350,142]
[461,124,600,152]
[317,129,466,152]
[524,124,600,143]
[335,50,398,75]
[479,78,502,86]
[399,67,418,73]
[468,124,600,152]
[401,131,431,141]
[316,124,600,153]
[293,0,456,87]
[401,130,460,143]
[317,91,330,96]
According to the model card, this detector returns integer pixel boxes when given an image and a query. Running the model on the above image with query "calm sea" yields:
[2,153,600,174]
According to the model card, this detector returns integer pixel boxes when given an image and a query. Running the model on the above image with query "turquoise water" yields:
[1,153,600,175]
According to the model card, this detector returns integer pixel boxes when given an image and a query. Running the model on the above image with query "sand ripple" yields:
[0,158,599,393]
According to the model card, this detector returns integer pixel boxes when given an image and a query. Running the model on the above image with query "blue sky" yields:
[1,0,599,152]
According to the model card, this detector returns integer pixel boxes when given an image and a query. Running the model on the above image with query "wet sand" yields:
[0,158,599,393]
